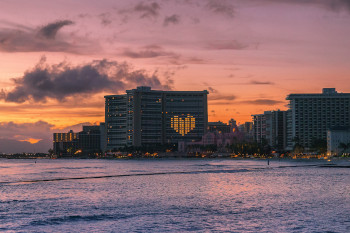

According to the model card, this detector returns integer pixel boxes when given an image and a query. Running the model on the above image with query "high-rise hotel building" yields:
[105,86,208,150]
[286,88,350,150]
[252,110,287,151]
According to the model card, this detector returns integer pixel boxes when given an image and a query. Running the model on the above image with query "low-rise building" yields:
[238,122,254,141]
[327,127,350,156]
[53,123,106,157]
[208,121,232,133]
[53,130,79,157]
[178,128,245,152]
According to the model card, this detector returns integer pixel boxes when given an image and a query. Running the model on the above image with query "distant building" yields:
[285,110,293,151]
[252,110,287,151]
[178,129,245,152]
[78,126,102,155]
[105,86,208,150]
[252,114,266,144]
[327,127,350,156]
[53,124,105,157]
[53,130,79,156]
[208,121,232,133]
[238,122,254,141]
[229,118,237,128]
[286,88,350,150]
[99,123,107,152]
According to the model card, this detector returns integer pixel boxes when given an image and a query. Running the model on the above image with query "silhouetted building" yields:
[238,122,254,141]
[286,88,350,150]
[53,124,105,156]
[208,121,231,133]
[229,118,237,128]
[53,130,79,156]
[105,86,208,150]
[252,110,287,151]
[99,123,107,152]
[78,126,101,155]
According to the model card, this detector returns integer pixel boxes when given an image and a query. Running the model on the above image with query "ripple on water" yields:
[0,159,349,232]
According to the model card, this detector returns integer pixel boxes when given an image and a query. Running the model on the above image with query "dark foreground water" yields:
[0,158,350,232]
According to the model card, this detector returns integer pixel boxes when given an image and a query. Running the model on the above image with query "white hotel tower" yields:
[286,88,350,150]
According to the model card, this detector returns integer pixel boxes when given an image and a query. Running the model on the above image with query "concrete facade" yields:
[286,88,350,150]
[327,127,350,156]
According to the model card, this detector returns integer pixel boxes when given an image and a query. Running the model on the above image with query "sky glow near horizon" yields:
[1,0,350,152]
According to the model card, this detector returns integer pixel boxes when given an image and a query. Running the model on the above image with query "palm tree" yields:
[292,136,304,155]
[311,138,327,154]
[48,148,54,156]
[338,142,350,155]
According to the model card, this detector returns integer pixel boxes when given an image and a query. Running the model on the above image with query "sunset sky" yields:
[1,0,350,153]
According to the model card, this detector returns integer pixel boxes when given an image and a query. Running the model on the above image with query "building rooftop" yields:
[286,88,350,100]
[105,86,208,97]
[208,121,228,126]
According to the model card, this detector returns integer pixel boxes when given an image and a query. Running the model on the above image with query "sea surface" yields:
[0,158,350,233]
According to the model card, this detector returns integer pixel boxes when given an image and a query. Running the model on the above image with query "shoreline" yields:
[1,156,349,162]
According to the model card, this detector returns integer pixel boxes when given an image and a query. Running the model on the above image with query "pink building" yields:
[179,126,245,152]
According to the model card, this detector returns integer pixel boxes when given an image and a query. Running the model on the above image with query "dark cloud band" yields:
[1,57,172,103]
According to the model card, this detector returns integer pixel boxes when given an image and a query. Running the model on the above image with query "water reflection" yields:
[0,159,349,232]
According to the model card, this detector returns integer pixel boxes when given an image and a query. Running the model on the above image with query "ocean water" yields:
[0,158,349,233]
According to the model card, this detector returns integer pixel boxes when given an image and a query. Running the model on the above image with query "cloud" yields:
[228,79,274,85]
[121,45,178,59]
[209,101,234,106]
[0,20,94,54]
[37,20,74,39]
[120,45,205,65]
[249,80,274,85]
[0,121,54,142]
[206,0,235,17]
[57,122,95,132]
[239,99,284,105]
[117,2,161,23]
[134,1,161,18]
[328,0,350,11]
[163,14,180,26]
[208,86,218,93]
[167,56,206,65]
[209,94,237,101]
[98,13,112,26]
[209,97,284,106]
[78,13,91,18]
[255,0,350,12]
[1,57,172,103]
[0,138,50,154]
[205,40,247,50]
[206,85,236,102]
[0,120,97,153]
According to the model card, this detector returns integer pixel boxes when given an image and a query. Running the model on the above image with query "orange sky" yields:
[1,0,350,152]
